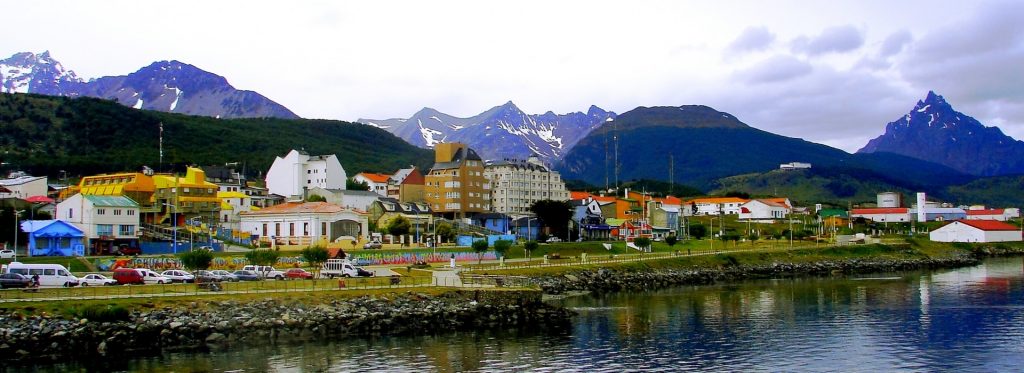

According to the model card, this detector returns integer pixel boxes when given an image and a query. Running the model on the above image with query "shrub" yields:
[493,240,513,259]
[178,249,213,271]
[72,305,130,322]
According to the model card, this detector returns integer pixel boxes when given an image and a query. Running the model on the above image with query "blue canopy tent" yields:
[20,220,86,256]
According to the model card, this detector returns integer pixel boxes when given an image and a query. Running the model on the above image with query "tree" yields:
[386,216,412,245]
[301,245,330,277]
[634,237,652,253]
[493,240,513,259]
[244,249,280,278]
[524,240,538,260]
[690,224,707,240]
[747,232,760,246]
[435,222,456,243]
[178,250,213,276]
[665,235,678,247]
[306,194,326,202]
[530,200,573,240]
[346,178,370,191]
[471,239,489,264]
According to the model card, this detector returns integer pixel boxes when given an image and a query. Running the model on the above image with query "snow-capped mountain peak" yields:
[0,51,83,95]
[359,102,616,163]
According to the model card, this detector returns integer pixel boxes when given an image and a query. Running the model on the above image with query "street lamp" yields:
[162,203,177,254]
[14,209,24,257]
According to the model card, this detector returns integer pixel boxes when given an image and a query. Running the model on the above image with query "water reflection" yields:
[24,257,1024,372]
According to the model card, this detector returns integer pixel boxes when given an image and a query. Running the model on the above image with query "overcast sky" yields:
[5,0,1023,152]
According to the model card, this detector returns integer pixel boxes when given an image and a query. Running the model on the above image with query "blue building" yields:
[20,220,86,256]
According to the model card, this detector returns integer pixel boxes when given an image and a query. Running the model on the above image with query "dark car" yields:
[232,270,261,281]
[356,267,374,277]
[0,273,33,289]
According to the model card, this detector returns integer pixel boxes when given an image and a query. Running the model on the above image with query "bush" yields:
[178,249,213,271]
[471,239,489,264]
[493,240,513,258]
[72,305,131,322]
[634,237,652,252]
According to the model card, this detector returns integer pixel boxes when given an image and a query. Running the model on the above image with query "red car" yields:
[285,268,314,280]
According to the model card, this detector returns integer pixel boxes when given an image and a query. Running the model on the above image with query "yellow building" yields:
[152,167,221,226]
[61,172,156,209]
[424,143,490,219]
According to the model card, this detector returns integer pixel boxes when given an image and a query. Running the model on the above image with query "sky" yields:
[4,0,1023,152]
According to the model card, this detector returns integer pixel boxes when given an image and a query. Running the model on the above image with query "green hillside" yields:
[711,168,914,206]
[0,93,434,178]
[943,175,1024,207]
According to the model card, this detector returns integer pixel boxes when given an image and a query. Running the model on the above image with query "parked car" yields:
[241,265,285,280]
[363,240,383,250]
[194,270,222,283]
[232,270,261,281]
[112,268,145,285]
[161,270,195,283]
[112,245,141,256]
[285,268,314,280]
[0,273,32,288]
[0,249,15,259]
[79,273,117,286]
[210,270,239,282]
[137,269,171,284]
[545,237,562,243]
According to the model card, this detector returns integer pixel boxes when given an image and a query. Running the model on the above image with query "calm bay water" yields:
[33,257,1024,372]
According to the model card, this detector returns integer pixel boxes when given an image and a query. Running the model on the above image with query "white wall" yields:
[929,222,1022,242]
[265,150,347,199]
[0,176,47,199]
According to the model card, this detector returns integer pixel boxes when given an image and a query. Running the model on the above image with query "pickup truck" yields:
[241,265,286,280]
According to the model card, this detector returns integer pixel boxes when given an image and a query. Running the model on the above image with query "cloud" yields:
[727,26,775,54]
[878,30,912,57]
[733,55,813,84]
[792,25,865,56]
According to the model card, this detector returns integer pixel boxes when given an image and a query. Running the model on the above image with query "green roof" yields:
[83,195,139,208]
[818,208,848,218]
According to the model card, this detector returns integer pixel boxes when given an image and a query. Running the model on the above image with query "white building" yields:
[687,197,749,215]
[485,155,570,216]
[353,172,391,197]
[779,162,812,170]
[264,149,346,200]
[56,194,140,254]
[240,201,369,247]
[929,220,1022,243]
[217,191,253,232]
[739,199,791,220]
[0,172,47,199]
[851,208,910,222]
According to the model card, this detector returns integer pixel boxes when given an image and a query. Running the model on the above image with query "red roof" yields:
[657,196,682,205]
[570,191,595,200]
[401,168,425,185]
[967,209,1004,216]
[851,208,908,215]
[957,220,1020,231]
[357,172,391,183]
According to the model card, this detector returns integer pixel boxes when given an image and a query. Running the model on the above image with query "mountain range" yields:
[358,102,615,163]
[858,91,1024,176]
[0,51,297,119]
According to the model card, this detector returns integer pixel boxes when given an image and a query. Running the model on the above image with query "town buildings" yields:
[485,155,569,217]
[239,201,369,248]
[0,172,47,199]
[424,143,490,219]
[265,149,346,200]
[354,172,391,197]
[56,194,140,255]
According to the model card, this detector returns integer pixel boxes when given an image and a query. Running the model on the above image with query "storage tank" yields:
[877,192,902,208]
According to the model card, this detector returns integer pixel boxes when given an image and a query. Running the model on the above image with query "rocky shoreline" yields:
[0,290,572,364]
[535,253,985,294]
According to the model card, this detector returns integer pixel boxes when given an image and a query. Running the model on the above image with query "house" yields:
[850,208,910,223]
[572,197,611,240]
[217,191,253,231]
[56,194,140,255]
[368,198,433,245]
[687,197,749,215]
[817,208,849,227]
[354,172,391,197]
[424,143,490,219]
[0,172,48,200]
[965,209,1009,221]
[615,220,652,241]
[265,149,347,200]
[738,199,791,221]
[152,167,221,227]
[779,162,812,170]
[61,171,155,208]
[387,166,425,203]
[201,165,247,193]
[307,187,382,212]
[239,201,369,248]
[929,220,1022,243]
[19,220,86,256]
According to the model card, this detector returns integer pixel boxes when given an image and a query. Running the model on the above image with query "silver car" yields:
[210,270,239,282]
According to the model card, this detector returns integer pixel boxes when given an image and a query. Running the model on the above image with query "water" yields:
[27,257,1024,372]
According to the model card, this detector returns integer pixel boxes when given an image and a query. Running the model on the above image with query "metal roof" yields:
[83,195,140,207]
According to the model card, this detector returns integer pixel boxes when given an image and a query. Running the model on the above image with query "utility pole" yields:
[14,209,25,257]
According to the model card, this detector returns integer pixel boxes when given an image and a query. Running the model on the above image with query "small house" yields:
[19,220,86,256]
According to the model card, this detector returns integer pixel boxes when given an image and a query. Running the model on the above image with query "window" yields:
[96,208,106,215]
[289,223,295,236]
[303,223,309,236]
[127,210,135,216]
[97,224,114,236]
[321,222,327,236]
[262,223,268,236]
[120,225,135,236]
[275,223,281,237]
[113,209,122,216]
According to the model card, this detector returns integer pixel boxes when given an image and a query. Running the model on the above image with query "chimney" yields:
[624,188,629,198]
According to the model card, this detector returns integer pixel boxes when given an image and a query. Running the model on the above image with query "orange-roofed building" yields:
[930,220,1022,243]
[240,201,369,248]
[354,172,392,197]
[686,197,749,215]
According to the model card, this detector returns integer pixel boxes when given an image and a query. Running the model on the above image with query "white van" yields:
[2,262,80,287]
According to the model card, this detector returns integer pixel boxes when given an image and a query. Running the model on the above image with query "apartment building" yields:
[424,143,490,219]
[485,155,569,216]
